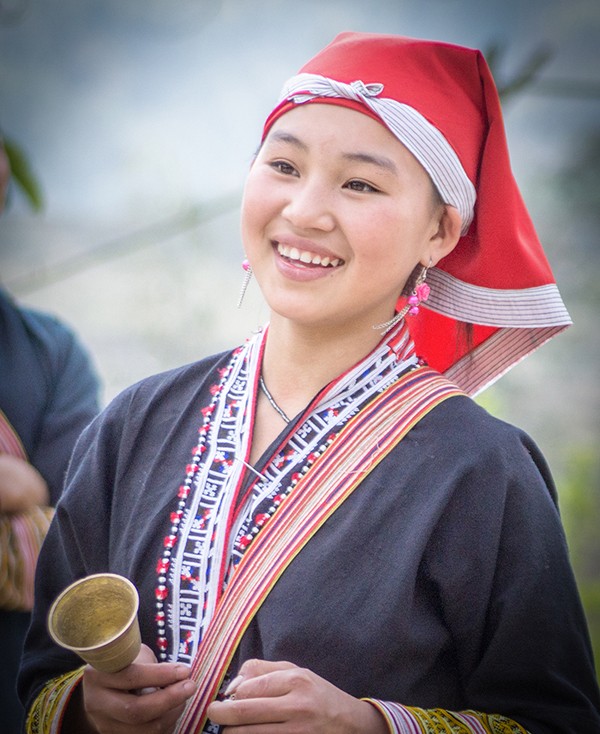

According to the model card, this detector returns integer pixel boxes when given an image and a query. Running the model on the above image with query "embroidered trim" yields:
[153,345,244,658]
[365,701,530,734]
[155,322,419,665]
[26,667,85,734]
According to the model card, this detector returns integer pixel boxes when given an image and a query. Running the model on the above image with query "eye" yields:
[344,179,381,193]
[270,160,299,177]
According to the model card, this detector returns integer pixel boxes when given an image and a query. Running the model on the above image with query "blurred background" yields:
[1,0,599,662]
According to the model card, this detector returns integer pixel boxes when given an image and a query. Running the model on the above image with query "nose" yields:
[281,179,335,232]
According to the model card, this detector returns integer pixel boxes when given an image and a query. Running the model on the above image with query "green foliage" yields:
[558,131,600,227]
[559,447,600,673]
[2,135,44,211]
[484,41,554,103]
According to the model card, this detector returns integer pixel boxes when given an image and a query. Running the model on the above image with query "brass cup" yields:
[48,573,141,674]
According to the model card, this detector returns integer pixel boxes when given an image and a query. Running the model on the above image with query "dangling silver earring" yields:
[373,261,431,335]
[236,259,253,309]
[372,303,410,336]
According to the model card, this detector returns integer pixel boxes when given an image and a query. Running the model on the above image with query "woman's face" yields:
[241,103,448,334]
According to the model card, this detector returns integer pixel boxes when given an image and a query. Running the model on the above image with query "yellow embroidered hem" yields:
[26,667,86,734]
[364,700,530,734]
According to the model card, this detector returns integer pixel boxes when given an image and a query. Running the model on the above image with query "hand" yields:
[0,454,49,512]
[80,644,197,733]
[206,659,389,734]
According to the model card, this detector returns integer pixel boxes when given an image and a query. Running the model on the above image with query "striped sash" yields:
[176,366,464,733]
[0,409,55,611]
[0,408,28,459]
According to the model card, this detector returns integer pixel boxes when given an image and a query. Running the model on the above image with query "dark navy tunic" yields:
[19,350,600,733]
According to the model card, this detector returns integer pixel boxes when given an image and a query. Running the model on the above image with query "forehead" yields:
[265,102,400,149]
[263,102,429,180]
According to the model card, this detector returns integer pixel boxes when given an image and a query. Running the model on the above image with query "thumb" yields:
[226,659,297,696]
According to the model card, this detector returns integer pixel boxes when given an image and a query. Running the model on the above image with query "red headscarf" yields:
[262,32,571,395]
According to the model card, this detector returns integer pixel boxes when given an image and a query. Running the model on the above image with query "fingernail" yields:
[183,680,198,695]
[224,674,243,697]
[175,664,191,679]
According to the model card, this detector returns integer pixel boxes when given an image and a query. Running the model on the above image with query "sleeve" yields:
[371,430,600,734]
[29,316,101,505]
[25,668,85,734]
[364,701,529,733]
[17,394,126,720]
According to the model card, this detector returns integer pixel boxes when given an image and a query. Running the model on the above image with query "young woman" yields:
[19,32,600,734]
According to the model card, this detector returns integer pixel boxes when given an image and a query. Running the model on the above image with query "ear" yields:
[425,205,463,267]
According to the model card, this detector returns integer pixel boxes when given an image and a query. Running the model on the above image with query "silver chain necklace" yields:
[259,375,291,423]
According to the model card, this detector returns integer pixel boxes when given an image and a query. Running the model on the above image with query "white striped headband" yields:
[276,73,476,235]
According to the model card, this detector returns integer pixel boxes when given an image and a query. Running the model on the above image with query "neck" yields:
[260,315,386,416]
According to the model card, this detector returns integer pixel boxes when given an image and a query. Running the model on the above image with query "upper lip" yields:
[272,234,345,266]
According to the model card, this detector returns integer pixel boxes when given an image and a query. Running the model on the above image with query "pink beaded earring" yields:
[407,271,431,316]
[236,259,253,308]
[373,263,430,335]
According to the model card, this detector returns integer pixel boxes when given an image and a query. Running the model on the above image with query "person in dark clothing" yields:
[0,140,100,733]
[19,32,600,734]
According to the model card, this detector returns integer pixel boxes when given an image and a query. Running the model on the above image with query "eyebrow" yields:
[266,130,398,175]
[267,130,309,151]
[342,152,398,175]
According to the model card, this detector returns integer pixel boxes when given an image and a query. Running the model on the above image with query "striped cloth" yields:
[0,409,54,611]
[368,701,529,733]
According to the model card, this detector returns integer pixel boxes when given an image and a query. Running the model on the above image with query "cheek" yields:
[240,184,265,246]
[365,205,432,261]
[347,211,404,265]
[348,214,426,293]
[241,172,278,240]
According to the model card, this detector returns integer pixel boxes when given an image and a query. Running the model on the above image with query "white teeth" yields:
[277,243,342,268]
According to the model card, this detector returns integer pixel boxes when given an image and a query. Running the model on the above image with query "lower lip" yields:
[274,248,342,282]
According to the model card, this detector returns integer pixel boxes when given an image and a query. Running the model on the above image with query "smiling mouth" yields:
[276,243,344,268]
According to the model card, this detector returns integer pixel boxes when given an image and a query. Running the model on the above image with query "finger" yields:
[208,696,288,728]
[91,705,183,734]
[231,664,303,703]
[136,642,159,664]
[129,644,160,693]
[226,659,297,697]
[118,679,197,723]
[210,668,306,727]
[91,701,184,734]
[88,677,197,728]
[237,659,297,680]
[86,660,191,693]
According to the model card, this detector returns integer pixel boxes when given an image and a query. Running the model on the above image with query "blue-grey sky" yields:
[1,0,598,222]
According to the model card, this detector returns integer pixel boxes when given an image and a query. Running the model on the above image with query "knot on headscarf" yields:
[349,79,384,97]
[286,74,383,105]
